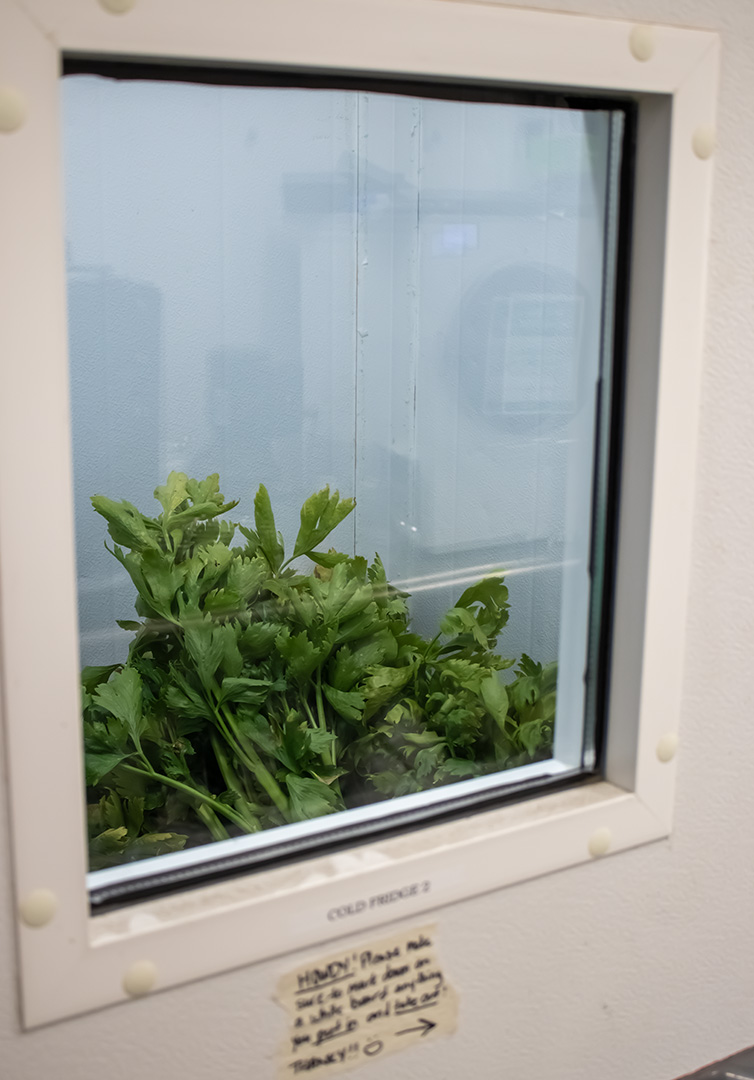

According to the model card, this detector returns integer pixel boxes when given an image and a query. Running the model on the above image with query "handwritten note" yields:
[275,924,457,1077]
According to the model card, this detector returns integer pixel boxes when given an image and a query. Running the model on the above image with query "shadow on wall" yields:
[677,1044,754,1078]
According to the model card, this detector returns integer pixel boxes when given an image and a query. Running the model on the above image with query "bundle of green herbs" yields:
[82,473,555,869]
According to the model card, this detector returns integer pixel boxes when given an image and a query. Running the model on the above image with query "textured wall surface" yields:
[1,0,752,1078]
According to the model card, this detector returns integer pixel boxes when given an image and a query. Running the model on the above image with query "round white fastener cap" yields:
[629,25,655,62]
[656,732,679,763]
[0,86,28,133]
[588,827,611,858]
[692,125,716,160]
[99,0,137,13]
[19,888,58,928]
[123,959,158,997]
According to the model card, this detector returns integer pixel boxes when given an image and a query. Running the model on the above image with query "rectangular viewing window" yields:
[61,63,631,908]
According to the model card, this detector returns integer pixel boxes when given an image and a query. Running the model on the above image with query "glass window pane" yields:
[61,71,625,895]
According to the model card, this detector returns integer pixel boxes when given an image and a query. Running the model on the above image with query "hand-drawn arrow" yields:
[395,1017,437,1037]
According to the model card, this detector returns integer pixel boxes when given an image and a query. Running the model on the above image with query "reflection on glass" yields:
[62,74,623,876]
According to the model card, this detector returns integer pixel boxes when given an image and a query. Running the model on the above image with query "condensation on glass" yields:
[61,69,627,902]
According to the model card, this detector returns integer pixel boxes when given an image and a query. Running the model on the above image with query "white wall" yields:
[1,0,751,1078]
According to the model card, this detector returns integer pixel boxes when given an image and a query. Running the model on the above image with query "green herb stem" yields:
[120,763,252,833]
[230,724,290,819]
[209,687,290,820]
[302,698,318,730]
[314,667,336,768]
[196,803,231,842]
[211,734,262,832]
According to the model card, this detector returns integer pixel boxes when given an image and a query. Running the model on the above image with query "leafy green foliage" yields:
[292,488,356,562]
[83,473,555,869]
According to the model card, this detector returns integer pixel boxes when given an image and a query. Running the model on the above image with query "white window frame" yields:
[0,0,717,1028]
